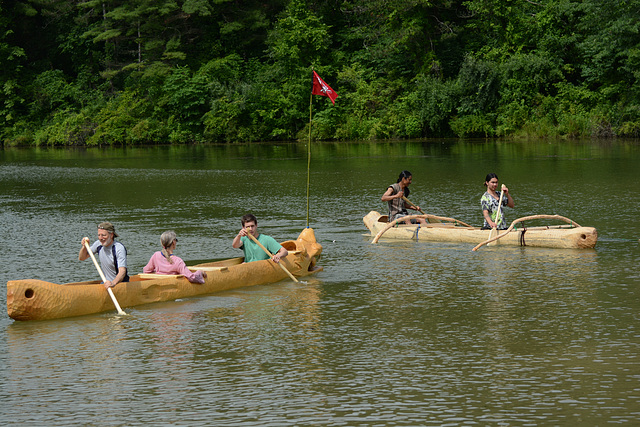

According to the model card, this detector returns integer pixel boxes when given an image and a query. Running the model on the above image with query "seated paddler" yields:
[143,230,207,283]
[481,173,515,230]
[79,221,129,289]
[232,213,288,263]
[381,170,428,226]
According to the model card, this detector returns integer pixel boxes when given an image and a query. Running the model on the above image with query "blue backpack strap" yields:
[112,242,130,283]
[95,243,129,282]
[111,245,117,269]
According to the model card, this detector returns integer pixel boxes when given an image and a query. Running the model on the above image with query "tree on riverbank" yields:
[2,0,640,145]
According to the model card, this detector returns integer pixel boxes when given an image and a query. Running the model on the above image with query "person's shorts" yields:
[392,213,418,224]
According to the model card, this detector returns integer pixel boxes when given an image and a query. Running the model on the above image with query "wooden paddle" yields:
[401,196,445,223]
[246,233,299,283]
[487,184,506,246]
[83,239,127,315]
[402,196,425,214]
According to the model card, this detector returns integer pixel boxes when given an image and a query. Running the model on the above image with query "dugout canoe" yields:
[364,211,597,250]
[7,228,323,321]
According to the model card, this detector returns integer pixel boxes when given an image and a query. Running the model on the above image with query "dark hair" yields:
[484,173,498,186]
[241,213,258,226]
[397,170,412,183]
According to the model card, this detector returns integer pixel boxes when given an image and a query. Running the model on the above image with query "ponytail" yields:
[397,170,412,183]
[160,230,177,264]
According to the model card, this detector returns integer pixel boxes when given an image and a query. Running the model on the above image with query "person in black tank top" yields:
[381,170,428,225]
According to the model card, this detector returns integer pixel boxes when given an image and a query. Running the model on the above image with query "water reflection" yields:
[1,141,640,425]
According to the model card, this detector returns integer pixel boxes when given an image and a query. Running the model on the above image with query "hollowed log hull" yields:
[364,211,597,249]
[7,228,323,321]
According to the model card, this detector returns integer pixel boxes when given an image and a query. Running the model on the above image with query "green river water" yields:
[1,140,639,425]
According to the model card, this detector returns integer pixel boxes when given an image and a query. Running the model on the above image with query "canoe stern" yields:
[577,227,598,249]
[7,279,111,321]
[363,211,384,233]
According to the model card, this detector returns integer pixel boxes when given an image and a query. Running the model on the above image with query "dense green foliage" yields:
[2,0,640,145]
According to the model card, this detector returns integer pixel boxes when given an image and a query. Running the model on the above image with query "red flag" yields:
[311,71,338,104]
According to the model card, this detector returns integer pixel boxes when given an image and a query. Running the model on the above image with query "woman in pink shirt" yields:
[143,231,206,283]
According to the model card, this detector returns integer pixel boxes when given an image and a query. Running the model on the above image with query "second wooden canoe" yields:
[364,211,597,249]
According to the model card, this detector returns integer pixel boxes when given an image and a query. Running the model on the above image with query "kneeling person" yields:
[232,214,288,263]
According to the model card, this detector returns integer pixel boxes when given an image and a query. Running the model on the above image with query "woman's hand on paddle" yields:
[483,210,496,228]
[500,184,515,208]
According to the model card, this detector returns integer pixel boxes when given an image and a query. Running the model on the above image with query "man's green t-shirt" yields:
[239,234,283,262]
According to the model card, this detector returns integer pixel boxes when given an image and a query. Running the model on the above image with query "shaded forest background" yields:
[2,0,640,145]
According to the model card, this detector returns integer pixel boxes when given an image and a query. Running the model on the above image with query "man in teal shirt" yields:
[232,213,288,263]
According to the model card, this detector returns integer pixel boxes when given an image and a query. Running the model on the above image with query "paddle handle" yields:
[83,239,126,315]
[494,185,506,226]
[487,185,506,246]
[402,196,425,214]
[246,233,299,283]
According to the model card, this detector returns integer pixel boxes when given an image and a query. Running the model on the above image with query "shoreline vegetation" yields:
[2,0,640,146]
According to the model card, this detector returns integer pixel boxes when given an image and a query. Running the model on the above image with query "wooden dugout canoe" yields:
[364,211,598,249]
[7,228,323,321]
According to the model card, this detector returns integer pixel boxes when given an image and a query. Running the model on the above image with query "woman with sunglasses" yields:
[143,230,207,283]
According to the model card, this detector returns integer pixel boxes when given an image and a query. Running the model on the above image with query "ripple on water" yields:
[2,148,640,425]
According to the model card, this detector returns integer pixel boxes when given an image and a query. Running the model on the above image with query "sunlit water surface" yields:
[1,141,639,425]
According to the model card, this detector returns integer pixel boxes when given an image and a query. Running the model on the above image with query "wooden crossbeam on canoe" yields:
[139,273,183,279]
[187,266,229,272]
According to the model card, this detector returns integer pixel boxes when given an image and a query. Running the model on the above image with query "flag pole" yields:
[307,68,337,228]
[307,75,313,228]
